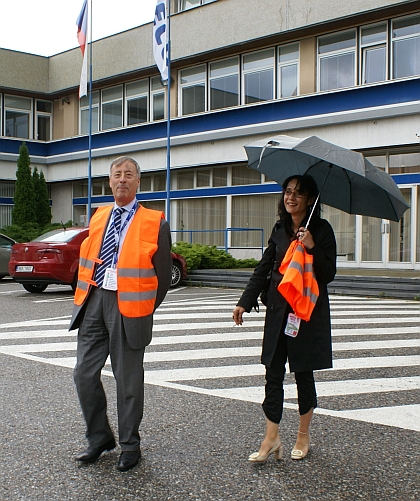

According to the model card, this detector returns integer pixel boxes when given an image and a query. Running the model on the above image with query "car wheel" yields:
[22,283,48,293]
[171,261,182,287]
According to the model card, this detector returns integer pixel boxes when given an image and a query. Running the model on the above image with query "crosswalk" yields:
[0,289,419,431]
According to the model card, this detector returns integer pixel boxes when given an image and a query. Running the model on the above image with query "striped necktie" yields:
[95,207,124,288]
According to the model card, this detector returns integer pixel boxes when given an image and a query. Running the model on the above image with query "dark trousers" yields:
[262,332,317,424]
[73,287,145,451]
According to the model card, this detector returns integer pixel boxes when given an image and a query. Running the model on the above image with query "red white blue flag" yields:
[153,1,168,81]
[76,0,88,98]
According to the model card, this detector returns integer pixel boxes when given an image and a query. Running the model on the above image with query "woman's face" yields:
[283,179,313,219]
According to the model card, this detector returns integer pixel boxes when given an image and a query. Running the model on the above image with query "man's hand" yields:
[232,306,246,325]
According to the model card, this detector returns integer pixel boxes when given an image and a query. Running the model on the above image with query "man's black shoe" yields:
[76,438,116,463]
[117,450,140,472]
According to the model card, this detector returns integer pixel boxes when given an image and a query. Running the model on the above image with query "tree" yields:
[33,167,51,227]
[12,142,36,226]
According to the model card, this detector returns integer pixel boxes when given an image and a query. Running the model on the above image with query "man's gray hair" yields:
[110,156,141,178]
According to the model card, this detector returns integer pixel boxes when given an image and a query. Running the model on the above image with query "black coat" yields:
[237,216,337,372]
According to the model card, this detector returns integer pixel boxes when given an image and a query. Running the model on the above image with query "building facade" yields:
[0,0,419,269]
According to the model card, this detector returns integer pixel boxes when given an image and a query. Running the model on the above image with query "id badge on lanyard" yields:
[284,313,301,337]
[102,204,137,291]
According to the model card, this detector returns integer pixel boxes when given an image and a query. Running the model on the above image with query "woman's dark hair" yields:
[278,174,320,237]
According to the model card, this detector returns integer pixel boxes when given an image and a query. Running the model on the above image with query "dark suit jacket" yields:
[69,210,172,350]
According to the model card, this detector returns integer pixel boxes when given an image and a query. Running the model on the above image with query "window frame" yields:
[209,56,240,111]
[79,91,100,135]
[317,29,357,92]
[242,48,275,105]
[391,14,420,80]
[35,99,53,141]
[101,85,123,131]
[4,95,33,139]
[125,79,149,126]
[179,64,207,116]
[359,22,388,85]
[277,42,300,98]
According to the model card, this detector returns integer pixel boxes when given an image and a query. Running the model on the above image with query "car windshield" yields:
[32,229,82,243]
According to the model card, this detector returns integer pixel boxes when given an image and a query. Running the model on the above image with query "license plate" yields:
[16,266,33,272]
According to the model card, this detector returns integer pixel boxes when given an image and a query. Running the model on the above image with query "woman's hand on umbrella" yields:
[232,306,246,325]
[297,227,314,249]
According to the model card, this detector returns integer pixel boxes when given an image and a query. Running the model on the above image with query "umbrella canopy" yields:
[244,135,409,222]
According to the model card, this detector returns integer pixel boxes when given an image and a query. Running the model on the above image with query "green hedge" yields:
[172,242,259,272]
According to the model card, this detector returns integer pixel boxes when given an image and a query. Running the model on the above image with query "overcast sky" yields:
[1,0,158,56]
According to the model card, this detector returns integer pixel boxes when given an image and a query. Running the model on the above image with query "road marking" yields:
[0,293,419,432]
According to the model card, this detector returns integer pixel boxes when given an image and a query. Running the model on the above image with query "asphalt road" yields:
[0,279,419,501]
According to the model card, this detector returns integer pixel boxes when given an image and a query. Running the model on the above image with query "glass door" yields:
[388,187,412,267]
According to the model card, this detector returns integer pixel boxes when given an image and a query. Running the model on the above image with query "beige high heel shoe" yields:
[248,441,283,462]
[291,431,310,460]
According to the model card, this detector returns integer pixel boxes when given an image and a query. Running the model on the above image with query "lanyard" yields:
[111,203,138,266]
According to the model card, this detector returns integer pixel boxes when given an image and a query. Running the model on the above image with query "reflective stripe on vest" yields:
[74,204,163,318]
[74,205,112,306]
[277,241,319,322]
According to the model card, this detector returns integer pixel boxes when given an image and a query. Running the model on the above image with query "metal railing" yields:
[171,227,265,256]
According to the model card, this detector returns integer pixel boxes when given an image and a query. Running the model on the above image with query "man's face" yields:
[109,160,140,206]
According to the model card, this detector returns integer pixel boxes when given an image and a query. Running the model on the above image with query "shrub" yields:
[172,242,259,271]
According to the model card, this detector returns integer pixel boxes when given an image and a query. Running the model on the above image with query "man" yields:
[70,156,172,472]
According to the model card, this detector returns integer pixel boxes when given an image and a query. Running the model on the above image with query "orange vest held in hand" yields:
[277,240,319,322]
[74,204,163,318]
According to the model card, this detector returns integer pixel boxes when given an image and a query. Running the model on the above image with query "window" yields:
[231,194,279,247]
[126,79,148,125]
[243,49,275,104]
[4,95,32,139]
[151,76,166,121]
[176,197,226,246]
[392,15,420,79]
[213,167,227,187]
[0,205,13,228]
[389,152,420,174]
[36,100,52,141]
[102,85,123,130]
[209,57,239,110]
[180,65,206,115]
[139,174,152,192]
[232,164,261,185]
[197,169,211,187]
[278,43,299,98]
[360,23,387,84]
[318,30,356,91]
[154,172,167,191]
[80,91,99,134]
[176,171,194,189]
[175,0,216,12]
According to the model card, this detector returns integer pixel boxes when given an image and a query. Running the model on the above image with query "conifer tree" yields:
[33,167,52,227]
[12,142,36,226]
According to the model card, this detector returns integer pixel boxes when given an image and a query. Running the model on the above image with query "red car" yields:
[9,227,187,293]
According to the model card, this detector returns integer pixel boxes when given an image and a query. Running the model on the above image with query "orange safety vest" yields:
[74,204,163,318]
[277,240,319,322]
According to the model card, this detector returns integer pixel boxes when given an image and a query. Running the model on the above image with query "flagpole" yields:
[165,0,171,225]
[87,0,93,224]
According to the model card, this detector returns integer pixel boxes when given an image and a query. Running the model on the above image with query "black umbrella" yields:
[244,135,409,222]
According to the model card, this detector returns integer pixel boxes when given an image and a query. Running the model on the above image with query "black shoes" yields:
[117,450,141,472]
[76,438,116,464]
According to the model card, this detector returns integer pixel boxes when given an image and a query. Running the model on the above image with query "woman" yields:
[232,174,336,462]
